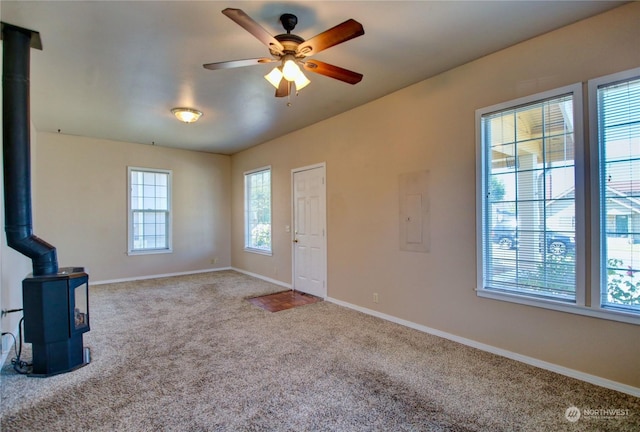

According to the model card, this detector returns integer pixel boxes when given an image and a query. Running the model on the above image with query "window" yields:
[128,167,172,254]
[477,71,640,325]
[590,68,640,316]
[477,84,582,304]
[244,167,271,254]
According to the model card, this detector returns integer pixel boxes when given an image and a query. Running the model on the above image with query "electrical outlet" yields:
[211,257,218,265]
[373,293,379,303]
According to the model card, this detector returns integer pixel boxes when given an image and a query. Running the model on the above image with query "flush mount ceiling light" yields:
[203,9,364,98]
[171,107,203,123]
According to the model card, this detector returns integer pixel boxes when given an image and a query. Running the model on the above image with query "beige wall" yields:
[33,132,231,282]
[230,3,640,387]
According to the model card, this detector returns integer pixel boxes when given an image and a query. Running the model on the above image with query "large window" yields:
[128,167,172,254]
[591,68,640,316]
[477,84,582,304]
[244,167,271,254]
[477,70,640,325]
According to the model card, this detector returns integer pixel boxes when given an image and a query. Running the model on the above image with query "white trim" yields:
[244,166,272,254]
[231,267,292,290]
[127,166,173,255]
[291,162,326,173]
[127,248,173,256]
[476,289,640,325]
[243,247,273,257]
[291,162,328,298]
[572,84,587,308]
[243,165,271,176]
[326,296,640,398]
[92,267,291,290]
[91,267,232,286]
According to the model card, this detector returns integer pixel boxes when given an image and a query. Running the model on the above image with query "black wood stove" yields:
[23,267,90,376]
[2,23,91,377]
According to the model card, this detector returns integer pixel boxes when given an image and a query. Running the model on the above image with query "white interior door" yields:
[292,164,326,298]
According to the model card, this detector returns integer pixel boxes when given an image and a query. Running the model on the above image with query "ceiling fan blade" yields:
[302,60,363,85]
[222,8,284,55]
[275,79,291,98]
[297,19,364,56]
[203,58,275,71]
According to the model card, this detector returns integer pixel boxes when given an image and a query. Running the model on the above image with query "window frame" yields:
[588,67,640,322]
[476,75,640,326]
[127,166,173,255]
[244,166,272,255]
[476,84,591,317]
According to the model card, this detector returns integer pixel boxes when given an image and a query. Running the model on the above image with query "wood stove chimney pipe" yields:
[1,22,58,276]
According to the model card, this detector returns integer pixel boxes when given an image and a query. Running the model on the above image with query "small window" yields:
[128,167,172,255]
[590,68,640,315]
[477,84,582,303]
[244,167,271,254]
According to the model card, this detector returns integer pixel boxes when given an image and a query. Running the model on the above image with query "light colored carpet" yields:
[1,270,638,431]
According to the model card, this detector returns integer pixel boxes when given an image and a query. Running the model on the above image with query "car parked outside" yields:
[544,231,575,256]
[491,217,518,250]
[491,214,574,256]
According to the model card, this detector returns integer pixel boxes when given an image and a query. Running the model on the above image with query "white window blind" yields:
[596,76,640,313]
[128,167,172,254]
[480,90,578,302]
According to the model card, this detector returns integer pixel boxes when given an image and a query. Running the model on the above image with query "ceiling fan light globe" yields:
[282,58,301,81]
[265,67,284,88]
[294,71,311,91]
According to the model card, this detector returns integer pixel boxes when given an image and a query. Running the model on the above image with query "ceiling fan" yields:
[203,8,365,98]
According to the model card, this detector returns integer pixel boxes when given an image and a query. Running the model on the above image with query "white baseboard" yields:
[231,267,292,290]
[92,266,291,291]
[91,267,233,286]
[326,297,640,398]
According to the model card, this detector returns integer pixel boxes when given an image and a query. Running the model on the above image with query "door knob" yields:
[293,239,298,243]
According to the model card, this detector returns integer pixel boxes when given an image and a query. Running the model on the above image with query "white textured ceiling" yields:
[1,1,625,154]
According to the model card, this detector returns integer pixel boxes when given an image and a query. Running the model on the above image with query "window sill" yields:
[477,288,640,326]
[244,247,272,256]
[127,248,173,256]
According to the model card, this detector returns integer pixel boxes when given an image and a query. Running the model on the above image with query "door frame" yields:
[291,162,327,298]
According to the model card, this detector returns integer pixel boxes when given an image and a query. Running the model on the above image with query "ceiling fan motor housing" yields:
[280,13,298,33]
[272,33,305,58]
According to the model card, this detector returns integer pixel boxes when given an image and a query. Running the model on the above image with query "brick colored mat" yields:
[247,290,322,312]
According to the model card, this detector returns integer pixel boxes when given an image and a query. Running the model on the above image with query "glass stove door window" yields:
[597,76,640,312]
[130,169,170,252]
[482,93,577,301]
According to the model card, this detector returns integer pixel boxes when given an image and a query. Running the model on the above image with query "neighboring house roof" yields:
[546,184,640,215]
